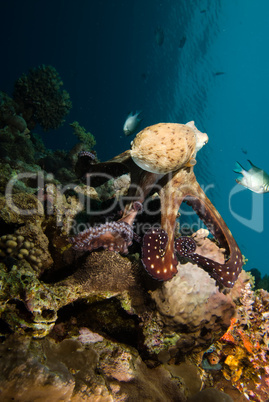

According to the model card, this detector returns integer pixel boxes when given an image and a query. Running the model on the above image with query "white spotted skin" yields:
[141,228,178,281]
[173,182,243,288]
[159,168,243,288]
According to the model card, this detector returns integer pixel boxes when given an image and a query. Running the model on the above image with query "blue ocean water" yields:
[1,0,269,275]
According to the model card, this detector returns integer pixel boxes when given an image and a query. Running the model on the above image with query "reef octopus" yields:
[71,122,243,288]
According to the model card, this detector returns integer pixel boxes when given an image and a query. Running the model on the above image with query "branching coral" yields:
[0,92,28,134]
[0,91,38,163]
[0,91,19,127]
[13,65,72,130]
[0,125,36,163]
[70,121,96,150]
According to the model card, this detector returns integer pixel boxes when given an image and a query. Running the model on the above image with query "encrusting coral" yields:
[13,64,72,130]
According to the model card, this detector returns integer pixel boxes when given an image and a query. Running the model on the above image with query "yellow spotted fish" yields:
[234,160,269,194]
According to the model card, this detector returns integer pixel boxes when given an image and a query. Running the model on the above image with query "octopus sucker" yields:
[71,122,242,288]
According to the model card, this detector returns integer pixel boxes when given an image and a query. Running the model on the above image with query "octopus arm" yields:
[175,185,243,287]
[70,221,133,254]
[141,228,178,281]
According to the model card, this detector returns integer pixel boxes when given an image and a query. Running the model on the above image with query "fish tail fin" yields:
[233,161,245,174]
[247,159,258,169]
[135,110,143,122]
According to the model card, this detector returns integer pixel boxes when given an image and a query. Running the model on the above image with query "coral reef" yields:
[0,91,37,163]
[0,108,265,401]
[200,278,269,401]
[13,64,72,130]
[0,85,71,171]
[0,91,29,134]
[249,267,269,292]
[0,334,188,401]
[0,192,52,264]
[0,261,58,337]
[0,195,264,402]
[0,124,36,163]
[0,91,18,125]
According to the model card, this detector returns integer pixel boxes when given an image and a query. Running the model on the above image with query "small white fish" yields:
[234,160,269,193]
[123,111,142,136]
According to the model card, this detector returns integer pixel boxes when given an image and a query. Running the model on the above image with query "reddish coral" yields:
[207,282,269,401]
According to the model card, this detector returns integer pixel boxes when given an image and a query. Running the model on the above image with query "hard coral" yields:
[151,262,236,351]
[0,92,28,134]
[0,261,58,337]
[0,124,35,163]
[0,334,186,401]
[0,91,18,126]
[58,250,136,294]
[70,121,96,150]
[0,91,37,163]
[0,192,53,275]
[0,233,43,271]
[13,65,72,131]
